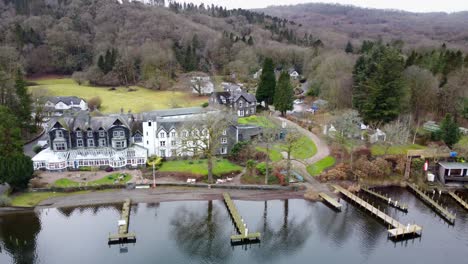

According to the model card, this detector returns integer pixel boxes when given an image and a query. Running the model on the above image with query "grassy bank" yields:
[371,144,426,156]
[28,78,207,113]
[238,115,275,127]
[159,159,242,176]
[279,136,317,160]
[10,191,91,207]
[256,147,283,162]
[306,156,336,176]
[53,173,132,188]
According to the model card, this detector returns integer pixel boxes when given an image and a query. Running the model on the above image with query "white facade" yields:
[46,99,88,111]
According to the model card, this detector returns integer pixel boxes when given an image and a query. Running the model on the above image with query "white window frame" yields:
[171,131,176,137]
[87,131,93,137]
[160,132,166,138]
[160,141,166,147]
[54,142,66,151]
[239,101,243,108]
[87,139,95,147]
[99,138,106,147]
[76,131,82,138]
[99,130,105,137]
[56,130,63,138]
[160,149,166,157]
[171,140,176,146]
[222,129,227,136]
[220,147,227,154]
[113,130,125,137]
[221,137,227,144]
[77,139,84,147]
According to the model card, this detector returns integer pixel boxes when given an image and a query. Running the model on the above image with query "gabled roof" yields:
[47,112,131,132]
[439,162,468,169]
[211,92,232,105]
[46,96,85,105]
[233,92,256,103]
[137,107,209,121]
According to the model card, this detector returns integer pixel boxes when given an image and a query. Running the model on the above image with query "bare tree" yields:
[255,114,281,184]
[191,77,208,96]
[180,111,236,183]
[283,130,302,181]
[382,116,411,155]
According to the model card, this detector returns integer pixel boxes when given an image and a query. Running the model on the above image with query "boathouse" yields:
[438,162,468,183]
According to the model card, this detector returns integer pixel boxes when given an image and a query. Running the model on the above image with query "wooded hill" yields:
[258,3,468,51]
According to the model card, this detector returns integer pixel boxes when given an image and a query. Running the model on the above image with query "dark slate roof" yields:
[46,96,85,105]
[233,92,256,103]
[48,112,131,132]
[137,107,209,121]
[211,92,232,105]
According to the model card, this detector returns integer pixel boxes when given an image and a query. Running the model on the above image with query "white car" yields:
[293,99,304,104]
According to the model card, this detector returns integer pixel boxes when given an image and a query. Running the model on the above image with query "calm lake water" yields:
[1,187,467,264]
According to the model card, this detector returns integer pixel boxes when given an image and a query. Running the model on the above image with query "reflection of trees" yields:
[0,211,41,264]
[170,200,232,262]
[56,204,121,218]
[252,200,312,261]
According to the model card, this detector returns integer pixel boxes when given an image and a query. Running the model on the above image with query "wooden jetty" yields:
[407,184,456,224]
[108,199,136,244]
[333,185,422,239]
[361,187,408,212]
[319,192,342,211]
[223,193,261,243]
[448,191,468,210]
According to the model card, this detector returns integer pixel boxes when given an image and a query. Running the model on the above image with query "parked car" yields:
[293,99,304,104]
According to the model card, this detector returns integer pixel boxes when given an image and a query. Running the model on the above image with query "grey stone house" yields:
[210,91,257,117]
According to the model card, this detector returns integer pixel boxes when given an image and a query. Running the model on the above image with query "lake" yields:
[0,187,467,264]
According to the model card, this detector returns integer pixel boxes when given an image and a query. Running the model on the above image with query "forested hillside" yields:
[258,3,468,51]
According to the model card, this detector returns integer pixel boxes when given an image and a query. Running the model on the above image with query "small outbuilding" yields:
[438,162,468,184]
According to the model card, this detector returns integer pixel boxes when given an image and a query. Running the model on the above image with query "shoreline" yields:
[30,187,306,211]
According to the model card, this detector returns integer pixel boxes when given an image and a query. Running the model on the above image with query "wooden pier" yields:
[108,199,136,244]
[407,184,456,224]
[223,193,261,243]
[319,192,342,211]
[333,185,422,239]
[448,191,468,210]
[361,187,408,212]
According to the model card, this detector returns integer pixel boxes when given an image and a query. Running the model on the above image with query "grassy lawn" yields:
[306,156,336,176]
[256,147,283,162]
[28,78,207,113]
[159,159,243,176]
[241,172,279,185]
[238,115,276,127]
[371,144,426,156]
[10,191,90,207]
[278,136,317,160]
[53,173,132,187]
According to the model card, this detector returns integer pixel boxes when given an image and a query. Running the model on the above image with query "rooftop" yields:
[439,162,468,169]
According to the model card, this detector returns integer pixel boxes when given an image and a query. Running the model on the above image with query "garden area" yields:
[28,77,207,113]
[8,191,92,207]
[53,173,132,188]
[306,156,336,176]
[370,144,426,156]
[238,115,276,127]
[158,159,243,179]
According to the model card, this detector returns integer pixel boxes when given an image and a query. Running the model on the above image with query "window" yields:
[54,142,66,151]
[182,131,188,137]
[77,139,84,147]
[56,130,63,138]
[114,140,126,149]
[222,129,227,135]
[239,101,243,108]
[171,131,176,137]
[99,130,105,137]
[160,132,166,138]
[160,149,166,157]
[99,138,106,147]
[113,130,125,137]
[221,137,227,144]
[202,129,207,136]
[148,121,152,126]
[87,131,93,137]
[134,135,142,143]
[160,141,166,147]
[246,110,249,115]
[76,131,82,138]
[246,102,249,107]
[171,140,176,146]
[239,110,244,117]
[251,107,255,113]
[220,147,227,154]
[87,139,95,147]
[171,149,177,156]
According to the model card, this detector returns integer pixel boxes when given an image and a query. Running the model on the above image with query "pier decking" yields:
[223,193,261,243]
[361,187,408,212]
[319,192,342,211]
[407,184,456,224]
[108,199,136,244]
[333,185,422,239]
[448,191,468,210]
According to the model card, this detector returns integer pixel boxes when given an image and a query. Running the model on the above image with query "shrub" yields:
[0,196,11,207]
[201,102,209,108]
[147,155,162,168]
[88,96,102,111]
[33,145,43,154]
[79,166,92,171]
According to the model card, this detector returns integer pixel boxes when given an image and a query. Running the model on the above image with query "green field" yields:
[53,173,132,188]
[256,147,283,162]
[10,191,91,207]
[306,156,336,176]
[371,144,426,156]
[279,136,317,160]
[28,78,207,113]
[238,115,276,127]
[158,159,242,177]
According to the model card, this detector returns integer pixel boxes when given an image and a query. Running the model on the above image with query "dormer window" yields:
[222,129,227,136]
[160,132,166,138]
[87,131,93,137]
[56,130,63,138]
[171,131,176,137]
[113,130,125,138]
[239,101,243,108]
[76,131,82,137]
[99,130,105,137]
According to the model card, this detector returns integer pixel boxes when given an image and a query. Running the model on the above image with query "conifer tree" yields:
[247,36,254,45]
[256,58,276,107]
[439,114,461,148]
[14,70,32,132]
[274,71,293,116]
[345,41,354,53]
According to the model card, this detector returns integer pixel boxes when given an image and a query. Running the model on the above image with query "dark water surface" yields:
[1,187,467,264]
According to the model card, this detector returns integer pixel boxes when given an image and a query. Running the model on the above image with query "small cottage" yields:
[438,162,468,183]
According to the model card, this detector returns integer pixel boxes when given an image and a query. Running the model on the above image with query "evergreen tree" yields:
[274,71,294,116]
[345,41,354,53]
[0,106,23,157]
[352,44,405,123]
[439,114,461,148]
[464,55,468,68]
[256,58,276,107]
[14,70,32,132]
[0,154,34,190]
[97,55,105,72]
